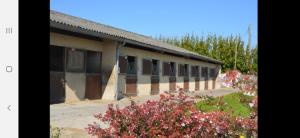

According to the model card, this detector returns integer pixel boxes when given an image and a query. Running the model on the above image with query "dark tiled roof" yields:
[50,10,223,64]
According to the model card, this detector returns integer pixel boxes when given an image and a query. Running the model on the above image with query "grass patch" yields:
[50,125,62,138]
[195,92,254,117]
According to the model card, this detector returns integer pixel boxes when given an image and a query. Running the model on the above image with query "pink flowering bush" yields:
[222,70,258,117]
[222,70,257,96]
[222,70,241,88]
[249,96,258,111]
[86,92,257,137]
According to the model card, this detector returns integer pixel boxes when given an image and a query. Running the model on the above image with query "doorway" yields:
[125,56,137,96]
[85,51,102,99]
[50,45,65,104]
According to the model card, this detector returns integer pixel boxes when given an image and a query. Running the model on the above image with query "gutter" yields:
[115,41,126,101]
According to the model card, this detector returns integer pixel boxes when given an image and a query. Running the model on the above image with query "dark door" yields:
[126,75,137,96]
[86,74,102,99]
[204,77,208,90]
[151,60,160,95]
[125,56,137,96]
[151,76,159,95]
[85,51,102,99]
[202,67,208,90]
[169,76,176,92]
[204,75,208,90]
[184,77,189,92]
[50,72,65,104]
[195,77,200,91]
[50,46,65,104]
[212,78,216,89]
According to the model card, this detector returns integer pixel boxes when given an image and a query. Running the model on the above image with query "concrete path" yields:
[50,88,239,137]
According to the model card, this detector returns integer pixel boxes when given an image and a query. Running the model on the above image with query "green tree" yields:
[156,32,257,74]
[250,44,258,73]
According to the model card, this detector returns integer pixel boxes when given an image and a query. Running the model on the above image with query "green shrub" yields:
[50,125,62,138]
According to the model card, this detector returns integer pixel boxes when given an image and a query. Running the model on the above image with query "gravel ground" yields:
[50,88,239,137]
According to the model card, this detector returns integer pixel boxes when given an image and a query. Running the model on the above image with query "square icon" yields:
[6,66,13,72]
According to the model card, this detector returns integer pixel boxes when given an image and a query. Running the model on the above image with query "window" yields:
[170,62,176,76]
[178,64,189,77]
[127,56,137,75]
[201,67,208,77]
[86,51,101,73]
[142,59,152,75]
[163,62,176,76]
[119,56,137,75]
[152,59,159,75]
[184,64,189,77]
[191,66,199,77]
[163,62,170,76]
[210,68,217,78]
[178,64,184,76]
[66,48,85,72]
[119,56,127,74]
[50,45,65,72]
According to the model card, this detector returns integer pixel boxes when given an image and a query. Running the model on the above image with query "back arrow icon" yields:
[8,105,11,111]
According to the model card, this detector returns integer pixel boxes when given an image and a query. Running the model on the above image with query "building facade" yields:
[50,10,223,104]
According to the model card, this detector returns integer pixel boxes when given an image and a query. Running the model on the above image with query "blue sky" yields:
[50,0,257,48]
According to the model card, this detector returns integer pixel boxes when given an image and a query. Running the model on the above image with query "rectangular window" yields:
[152,59,159,75]
[86,51,101,73]
[178,64,188,76]
[184,64,189,77]
[210,68,217,78]
[66,48,85,72]
[191,66,195,77]
[201,67,208,77]
[50,45,65,72]
[170,62,176,76]
[127,56,137,75]
[142,59,152,75]
[178,64,184,76]
[119,56,127,74]
[163,62,170,76]
[191,66,199,77]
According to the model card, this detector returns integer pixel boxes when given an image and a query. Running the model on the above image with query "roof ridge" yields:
[51,10,159,42]
[50,10,195,54]
[50,10,223,64]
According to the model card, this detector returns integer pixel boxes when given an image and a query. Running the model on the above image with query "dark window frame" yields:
[170,62,176,76]
[184,64,189,77]
[66,48,86,73]
[119,56,127,74]
[142,58,152,75]
[210,68,217,78]
[178,64,189,77]
[162,62,170,76]
[86,50,102,74]
[126,56,137,75]
[50,45,65,72]
[151,59,160,76]
[201,67,208,78]
[191,65,199,77]
[178,64,184,76]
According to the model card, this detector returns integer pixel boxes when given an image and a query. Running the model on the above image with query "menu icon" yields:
[5,27,13,34]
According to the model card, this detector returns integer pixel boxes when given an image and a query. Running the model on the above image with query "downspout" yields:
[115,40,126,100]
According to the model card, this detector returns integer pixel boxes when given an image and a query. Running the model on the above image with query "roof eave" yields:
[50,21,223,65]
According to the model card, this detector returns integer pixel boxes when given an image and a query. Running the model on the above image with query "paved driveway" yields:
[50,88,239,130]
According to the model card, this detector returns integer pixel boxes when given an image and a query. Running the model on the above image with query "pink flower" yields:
[86,89,257,137]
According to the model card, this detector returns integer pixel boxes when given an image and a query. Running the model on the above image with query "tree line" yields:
[156,34,257,74]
